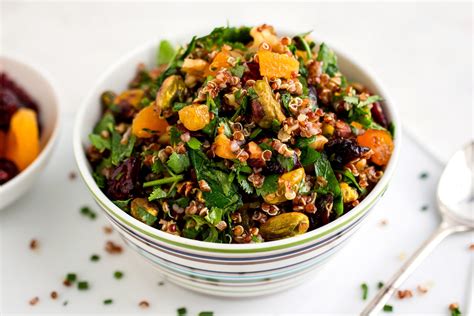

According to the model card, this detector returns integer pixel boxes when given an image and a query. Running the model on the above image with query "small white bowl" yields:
[0,56,61,210]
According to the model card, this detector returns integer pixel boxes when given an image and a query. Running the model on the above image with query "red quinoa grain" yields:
[29,239,38,250]
[139,300,150,308]
[29,297,39,306]
[50,291,58,299]
[397,289,413,299]
[105,241,123,254]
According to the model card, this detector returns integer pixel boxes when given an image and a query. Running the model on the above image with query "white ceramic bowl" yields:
[74,33,401,297]
[0,56,60,210]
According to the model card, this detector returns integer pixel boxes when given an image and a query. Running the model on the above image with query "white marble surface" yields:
[1,2,473,315]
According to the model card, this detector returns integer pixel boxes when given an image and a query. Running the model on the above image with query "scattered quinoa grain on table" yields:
[105,240,123,254]
[29,239,38,250]
[68,171,77,180]
[103,225,113,234]
[397,289,413,299]
[50,291,58,299]
[139,300,150,308]
[29,296,39,306]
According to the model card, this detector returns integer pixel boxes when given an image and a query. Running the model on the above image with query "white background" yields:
[1,1,473,315]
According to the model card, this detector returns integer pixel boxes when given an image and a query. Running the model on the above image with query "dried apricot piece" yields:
[214,126,236,160]
[114,89,144,108]
[205,48,242,76]
[357,129,394,166]
[132,104,169,138]
[257,51,299,79]
[5,108,40,171]
[178,104,210,131]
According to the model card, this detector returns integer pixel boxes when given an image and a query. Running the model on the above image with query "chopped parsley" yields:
[419,172,429,179]
[177,307,187,316]
[103,299,113,305]
[77,281,89,290]
[361,283,369,300]
[65,273,77,283]
[90,254,100,262]
[383,304,393,312]
[113,271,124,280]
[80,206,97,220]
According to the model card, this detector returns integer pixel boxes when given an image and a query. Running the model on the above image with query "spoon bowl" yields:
[437,142,474,226]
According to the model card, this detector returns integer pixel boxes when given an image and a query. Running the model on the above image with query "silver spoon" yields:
[362,142,474,315]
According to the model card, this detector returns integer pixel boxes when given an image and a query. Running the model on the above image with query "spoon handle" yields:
[361,222,461,315]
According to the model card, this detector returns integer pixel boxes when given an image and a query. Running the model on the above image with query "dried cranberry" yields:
[0,73,39,112]
[0,158,19,184]
[0,90,18,130]
[370,101,388,128]
[114,102,137,123]
[106,157,141,200]
[251,99,264,123]
[324,138,370,168]
[264,159,285,175]
[242,61,262,84]
[315,194,334,225]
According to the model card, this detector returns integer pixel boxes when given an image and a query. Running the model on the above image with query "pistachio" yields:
[155,75,186,116]
[260,212,309,241]
[253,80,286,128]
[131,198,159,225]
[264,168,305,204]
[308,135,328,151]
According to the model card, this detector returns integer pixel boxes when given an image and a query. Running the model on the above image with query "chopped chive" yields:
[77,281,89,290]
[66,273,77,283]
[90,254,100,262]
[377,281,384,289]
[103,299,113,305]
[361,283,368,300]
[177,307,187,316]
[143,175,184,188]
[114,271,124,279]
[419,172,429,179]
[80,206,97,220]
[383,304,393,312]
[421,205,429,211]
[198,312,214,316]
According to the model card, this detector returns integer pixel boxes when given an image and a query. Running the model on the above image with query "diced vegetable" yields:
[357,129,394,166]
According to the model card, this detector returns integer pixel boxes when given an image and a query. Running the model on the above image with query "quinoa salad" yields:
[86,25,395,243]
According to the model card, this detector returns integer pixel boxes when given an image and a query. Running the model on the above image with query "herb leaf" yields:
[157,40,176,66]
[167,152,190,174]
[255,174,279,196]
[111,132,136,166]
[317,43,339,77]
[189,150,242,213]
